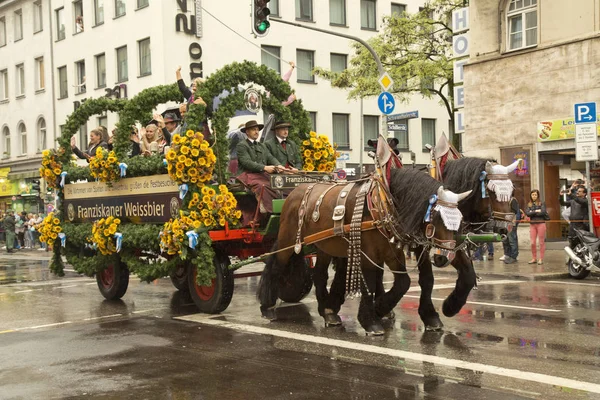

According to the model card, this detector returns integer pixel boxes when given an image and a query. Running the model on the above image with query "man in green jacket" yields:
[265,121,302,171]
[236,120,283,215]
[3,210,16,253]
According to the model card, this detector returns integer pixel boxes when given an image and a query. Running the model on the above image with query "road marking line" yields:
[177,316,600,394]
[3,278,93,287]
[131,307,169,314]
[13,321,74,331]
[403,279,525,293]
[83,314,123,321]
[14,289,42,294]
[52,284,79,290]
[0,329,15,334]
[546,280,600,287]
[403,295,561,313]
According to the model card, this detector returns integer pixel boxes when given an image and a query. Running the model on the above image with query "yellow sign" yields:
[64,174,178,200]
[0,181,15,197]
[537,115,600,142]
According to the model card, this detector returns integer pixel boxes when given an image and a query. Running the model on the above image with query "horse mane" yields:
[442,157,495,221]
[389,168,442,234]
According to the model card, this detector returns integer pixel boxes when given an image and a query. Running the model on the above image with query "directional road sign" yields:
[388,123,407,131]
[378,72,394,92]
[575,102,597,124]
[388,111,419,121]
[377,92,395,115]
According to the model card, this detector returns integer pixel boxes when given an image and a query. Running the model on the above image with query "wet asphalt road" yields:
[1,255,600,399]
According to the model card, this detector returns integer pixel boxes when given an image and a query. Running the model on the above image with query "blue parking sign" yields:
[574,102,597,124]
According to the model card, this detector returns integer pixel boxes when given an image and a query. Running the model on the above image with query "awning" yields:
[7,170,40,180]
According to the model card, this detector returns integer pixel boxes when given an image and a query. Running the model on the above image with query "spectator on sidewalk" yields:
[525,189,548,265]
[3,210,16,253]
[502,196,521,264]
[15,212,26,249]
[561,184,589,245]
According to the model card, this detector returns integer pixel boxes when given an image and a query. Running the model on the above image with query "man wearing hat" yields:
[163,112,182,137]
[265,121,302,171]
[236,120,283,215]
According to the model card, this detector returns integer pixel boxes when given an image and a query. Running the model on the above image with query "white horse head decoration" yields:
[485,160,520,202]
[435,187,472,231]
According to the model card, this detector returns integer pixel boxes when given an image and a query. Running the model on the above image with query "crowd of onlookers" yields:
[0,211,47,253]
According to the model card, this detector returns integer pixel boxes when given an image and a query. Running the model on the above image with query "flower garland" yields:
[38,212,62,247]
[89,147,120,183]
[301,131,339,172]
[166,130,216,185]
[193,185,242,228]
[39,149,65,190]
[90,216,121,255]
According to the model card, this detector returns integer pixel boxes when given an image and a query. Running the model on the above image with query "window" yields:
[56,8,65,40]
[2,126,10,157]
[18,122,27,155]
[73,1,84,33]
[421,118,436,150]
[58,66,68,99]
[391,3,406,16]
[79,123,88,149]
[14,9,23,41]
[363,115,379,148]
[94,0,105,25]
[270,0,280,17]
[308,112,317,132]
[115,0,126,17]
[34,1,43,32]
[138,38,151,76]
[75,60,86,94]
[361,0,376,30]
[35,57,45,91]
[0,17,5,47]
[137,0,149,8]
[116,45,128,82]
[16,64,25,97]
[330,0,346,25]
[330,53,347,73]
[98,116,107,129]
[261,45,281,74]
[332,113,349,149]
[392,119,409,150]
[37,118,46,152]
[296,0,313,21]
[0,70,7,101]
[96,53,106,88]
[507,0,537,50]
[297,49,315,83]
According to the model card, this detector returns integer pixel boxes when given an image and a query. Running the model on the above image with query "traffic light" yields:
[252,0,271,37]
[31,179,41,192]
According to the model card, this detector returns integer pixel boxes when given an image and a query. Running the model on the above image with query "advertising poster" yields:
[537,116,600,142]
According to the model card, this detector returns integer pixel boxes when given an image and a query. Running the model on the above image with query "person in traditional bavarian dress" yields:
[264,121,302,171]
[236,120,284,215]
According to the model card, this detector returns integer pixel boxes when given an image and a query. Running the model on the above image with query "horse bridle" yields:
[482,172,516,231]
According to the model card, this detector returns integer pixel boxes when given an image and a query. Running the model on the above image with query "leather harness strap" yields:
[294,183,317,254]
[312,184,339,222]
[333,182,356,236]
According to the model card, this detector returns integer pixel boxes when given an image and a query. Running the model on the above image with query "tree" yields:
[314,0,464,148]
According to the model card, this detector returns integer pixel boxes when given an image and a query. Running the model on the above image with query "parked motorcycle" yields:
[564,228,600,279]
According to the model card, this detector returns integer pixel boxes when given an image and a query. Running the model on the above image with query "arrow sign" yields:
[377,92,395,115]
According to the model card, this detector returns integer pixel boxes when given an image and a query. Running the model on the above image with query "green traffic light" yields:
[257,20,270,33]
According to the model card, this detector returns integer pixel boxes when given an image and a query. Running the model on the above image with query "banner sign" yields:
[591,192,600,228]
[538,116,600,142]
[270,173,333,189]
[63,175,180,223]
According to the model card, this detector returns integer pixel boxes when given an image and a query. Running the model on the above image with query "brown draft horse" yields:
[257,167,471,335]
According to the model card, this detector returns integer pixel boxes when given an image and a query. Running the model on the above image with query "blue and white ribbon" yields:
[114,232,123,253]
[60,171,68,188]
[58,232,66,247]
[479,171,487,198]
[163,158,168,166]
[179,183,188,200]
[186,230,198,249]
[119,163,128,178]
[424,194,437,223]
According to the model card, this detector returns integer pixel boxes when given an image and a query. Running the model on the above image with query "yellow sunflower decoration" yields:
[38,212,62,247]
[300,131,339,173]
[192,184,242,229]
[90,216,121,255]
[166,130,216,185]
[89,147,120,184]
[39,149,64,190]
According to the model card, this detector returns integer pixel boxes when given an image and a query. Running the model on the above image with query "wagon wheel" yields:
[188,251,234,314]
[170,264,189,293]
[278,256,314,303]
[96,259,129,300]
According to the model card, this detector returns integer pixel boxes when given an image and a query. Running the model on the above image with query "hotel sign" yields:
[452,7,469,134]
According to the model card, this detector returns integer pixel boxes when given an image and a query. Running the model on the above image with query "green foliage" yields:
[314,0,462,122]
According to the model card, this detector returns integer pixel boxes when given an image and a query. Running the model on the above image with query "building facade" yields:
[465,0,600,239]
[0,0,451,211]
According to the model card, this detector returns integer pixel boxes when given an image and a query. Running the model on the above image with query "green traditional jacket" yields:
[236,139,280,175]
[264,138,302,169]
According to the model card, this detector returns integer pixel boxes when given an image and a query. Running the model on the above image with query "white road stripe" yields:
[52,284,79,290]
[13,321,73,331]
[3,278,93,287]
[404,280,525,293]
[83,314,123,321]
[131,307,169,314]
[13,289,42,294]
[546,280,600,287]
[177,316,600,394]
[403,295,561,313]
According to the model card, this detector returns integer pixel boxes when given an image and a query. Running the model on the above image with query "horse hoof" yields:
[424,315,444,331]
[382,310,396,321]
[365,323,385,336]
[442,299,458,318]
[260,306,277,321]
[324,313,342,327]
